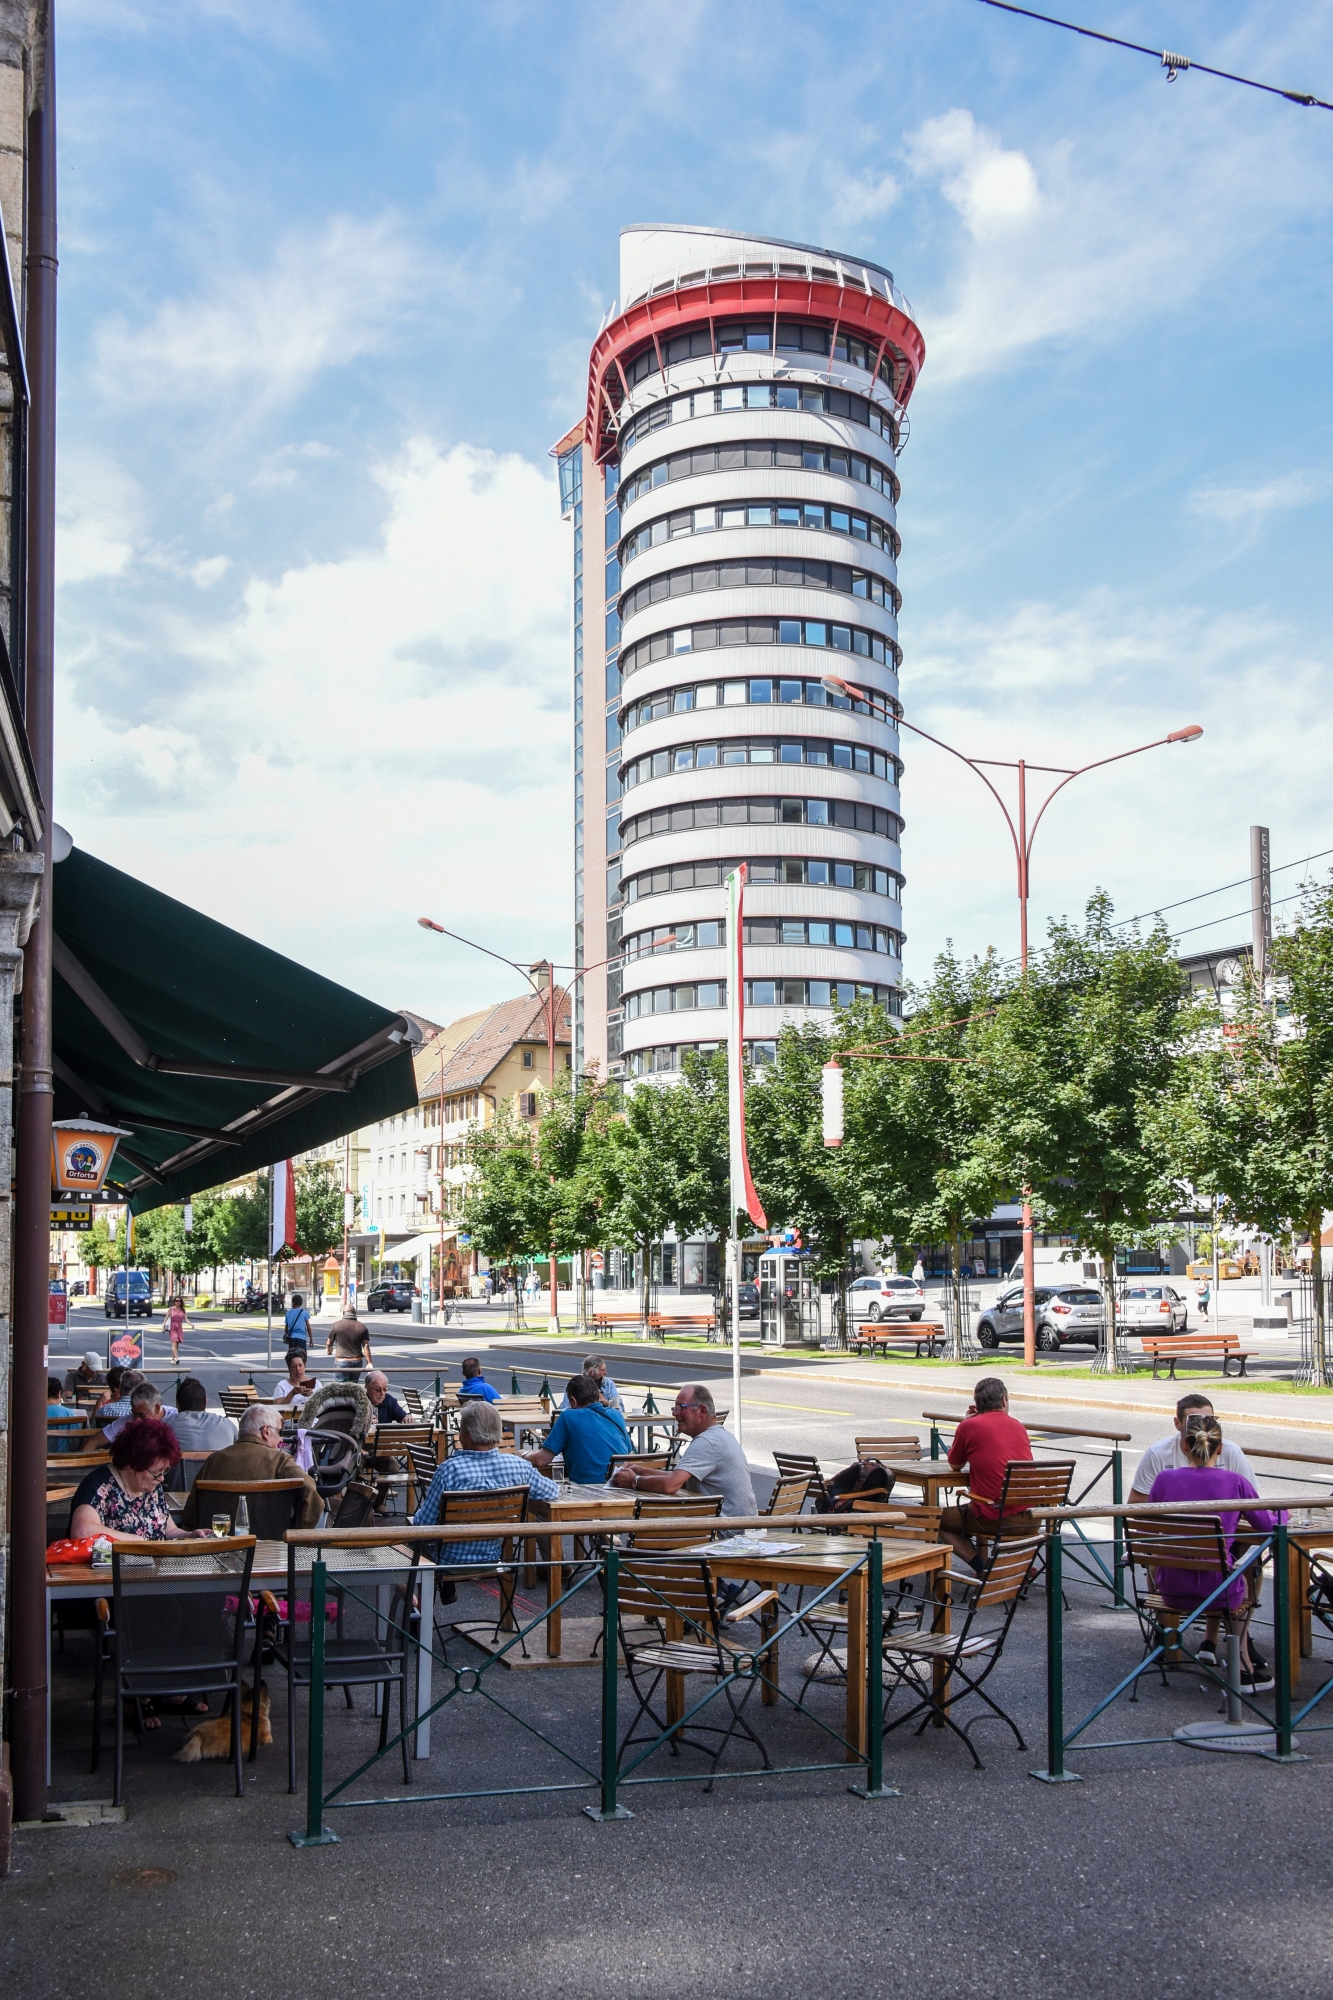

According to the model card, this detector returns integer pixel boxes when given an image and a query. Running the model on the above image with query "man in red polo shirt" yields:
[941,1376,1033,1570]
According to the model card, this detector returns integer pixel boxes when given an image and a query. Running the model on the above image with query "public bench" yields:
[590,1312,647,1339]
[1141,1332,1250,1379]
[647,1311,718,1343]
[850,1321,946,1360]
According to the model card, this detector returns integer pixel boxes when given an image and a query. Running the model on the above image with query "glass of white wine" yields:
[211,1514,231,1540]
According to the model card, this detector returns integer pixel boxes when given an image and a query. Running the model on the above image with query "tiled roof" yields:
[413,988,571,1097]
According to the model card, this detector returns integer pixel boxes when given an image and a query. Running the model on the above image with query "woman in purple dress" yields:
[1147,1412,1282,1693]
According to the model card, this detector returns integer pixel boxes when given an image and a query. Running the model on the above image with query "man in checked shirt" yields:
[412,1399,559,1601]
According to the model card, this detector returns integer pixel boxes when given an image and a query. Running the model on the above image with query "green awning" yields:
[51,845,421,1212]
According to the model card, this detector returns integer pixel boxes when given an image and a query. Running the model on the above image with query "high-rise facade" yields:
[556,226,924,1083]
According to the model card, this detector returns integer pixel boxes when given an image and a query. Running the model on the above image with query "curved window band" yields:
[623,976,899,1020]
[622,498,901,569]
[622,736,903,791]
[618,376,901,463]
[622,917,905,961]
[620,433,898,514]
[622,615,901,680]
[621,795,902,848]
[622,854,903,903]
[620,553,900,624]
[621,673,899,736]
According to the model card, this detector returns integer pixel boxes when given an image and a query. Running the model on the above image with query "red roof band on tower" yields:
[586,274,926,465]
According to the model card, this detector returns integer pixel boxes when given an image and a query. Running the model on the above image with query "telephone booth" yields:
[758,1252,822,1347]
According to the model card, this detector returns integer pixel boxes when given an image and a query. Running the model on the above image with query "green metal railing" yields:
[1027,1494,1333,1782]
[286,1513,910,1846]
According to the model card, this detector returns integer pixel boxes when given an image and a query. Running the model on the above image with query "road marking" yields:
[743,1396,867,1417]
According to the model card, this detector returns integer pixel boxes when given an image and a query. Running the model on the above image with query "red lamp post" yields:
[822,673,1203,1368]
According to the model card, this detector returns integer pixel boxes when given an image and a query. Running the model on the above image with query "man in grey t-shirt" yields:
[1128,1392,1256,1502]
[609,1381,756,1521]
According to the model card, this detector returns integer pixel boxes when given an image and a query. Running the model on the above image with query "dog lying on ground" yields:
[173,1682,271,1760]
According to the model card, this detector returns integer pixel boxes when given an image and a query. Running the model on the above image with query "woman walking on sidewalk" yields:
[163,1294,194,1364]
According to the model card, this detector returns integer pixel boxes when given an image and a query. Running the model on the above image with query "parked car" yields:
[734,1280,760,1321]
[367,1281,419,1313]
[977,1284,1105,1352]
[1186,1257,1244,1282]
[848,1274,926,1322]
[104,1269,152,1319]
[1119,1283,1189,1334]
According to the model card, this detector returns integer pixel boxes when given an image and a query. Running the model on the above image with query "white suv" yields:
[848,1274,926,1322]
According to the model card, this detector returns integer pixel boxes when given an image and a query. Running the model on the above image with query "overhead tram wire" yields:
[971,0,1333,110]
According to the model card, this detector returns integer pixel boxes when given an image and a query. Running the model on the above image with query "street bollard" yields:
[511,1369,521,1396]
[851,1536,899,1799]
[585,1548,633,1821]
[1031,1528,1082,1784]
[290,1556,339,1845]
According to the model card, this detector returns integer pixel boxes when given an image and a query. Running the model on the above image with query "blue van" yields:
[105,1269,153,1319]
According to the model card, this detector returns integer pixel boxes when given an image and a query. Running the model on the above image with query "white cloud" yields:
[56,454,145,587]
[905,111,1038,238]
[251,441,339,490]
[55,440,574,1011]
[1189,471,1327,524]
[189,555,231,589]
[901,90,1333,387]
[94,214,428,408]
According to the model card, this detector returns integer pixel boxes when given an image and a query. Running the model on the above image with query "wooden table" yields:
[699,1533,950,1761]
[621,1409,678,1452]
[45,1538,437,1768]
[878,1463,966,1507]
[1285,1528,1333,1693]
[527,1483,637,1660]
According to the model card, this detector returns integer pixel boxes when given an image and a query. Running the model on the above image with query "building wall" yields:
[564,225,923,1082]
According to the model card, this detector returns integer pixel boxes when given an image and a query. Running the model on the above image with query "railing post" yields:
[290,1555,339,1845]
[1267,1525,1307,1764]
[1032,1525,1082,1784]
[1111,1451,1127,1608]
[850,1535,899,1799]
[930,1424,942,1462]
[585,1547,633,1821]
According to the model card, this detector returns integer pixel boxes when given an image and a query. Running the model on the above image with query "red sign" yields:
[110,1330,142,1365]
[48,1284,67,1327]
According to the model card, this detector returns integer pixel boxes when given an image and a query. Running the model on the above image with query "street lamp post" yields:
[822,673,1203,1370]
[416,922,678,1337]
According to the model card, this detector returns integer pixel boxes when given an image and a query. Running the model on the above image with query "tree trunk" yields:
[1312,1217,1327,1384]
[947,1234,965,1362]
[640,1233,652,1334]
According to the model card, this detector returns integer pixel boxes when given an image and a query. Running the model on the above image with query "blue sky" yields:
[54,0,1333,1024]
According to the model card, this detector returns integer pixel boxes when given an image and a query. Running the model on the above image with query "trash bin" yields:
[411,1296,422,1324]
[1275,1290,1293,1324]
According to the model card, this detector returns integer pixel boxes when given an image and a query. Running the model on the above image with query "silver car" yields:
[1119,1283,1189,1334]
[977,1284,1105,1353]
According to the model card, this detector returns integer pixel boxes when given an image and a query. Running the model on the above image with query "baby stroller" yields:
[299,1382,377,1527]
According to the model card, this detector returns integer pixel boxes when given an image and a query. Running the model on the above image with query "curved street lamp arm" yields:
[417,917,533,987]
[1024,728,1203,854]
[890,711,1024,878]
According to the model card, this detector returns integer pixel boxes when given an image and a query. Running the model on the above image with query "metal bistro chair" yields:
[267,1544,423,1792]
[772,1451,831,1512]
[968,1460,1076,1588]
[219,1387,259,1422]
[1122,1513,1249,1694]
[424,1485,531,1655]
[401,1386,427,1419]
[100,1537,259,1805]
[193,1476,310,1545]
[627,1494,723,1553]
[796,1504,937,1698]
[880,1530,1044,1767]
[614,1555,777,1784]
[854,1434,924,1463]
[405,1440,441,1516]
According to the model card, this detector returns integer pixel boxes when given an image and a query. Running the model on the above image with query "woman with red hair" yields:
[70,1416,203,1543]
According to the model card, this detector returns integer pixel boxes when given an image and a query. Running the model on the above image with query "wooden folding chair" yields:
[1122,1513,1247,1692]
[614,1556,775,1783]
[628,1494,723,1552]
[881,1531,1044,1765]
[424,1486,531,1654]
[854,1434,923,1462]
[772,1451,830,1511]
[764,1475,812,1517]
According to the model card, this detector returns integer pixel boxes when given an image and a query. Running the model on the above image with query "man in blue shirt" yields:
[284,1293,311,1358]
[528,1373,632,1485]
[412,1400,558,1587]
[457,1356,501,1402]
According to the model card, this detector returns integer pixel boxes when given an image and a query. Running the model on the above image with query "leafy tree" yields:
[746,1004,909,1341]
[205,1177,270,1276]
[992,893,1194,1370]
[294,1162,346,1296]
[1156,877,1333,1379]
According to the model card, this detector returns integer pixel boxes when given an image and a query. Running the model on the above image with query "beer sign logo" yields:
[50,1121,125,1197]
[62,1141,101,1186]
